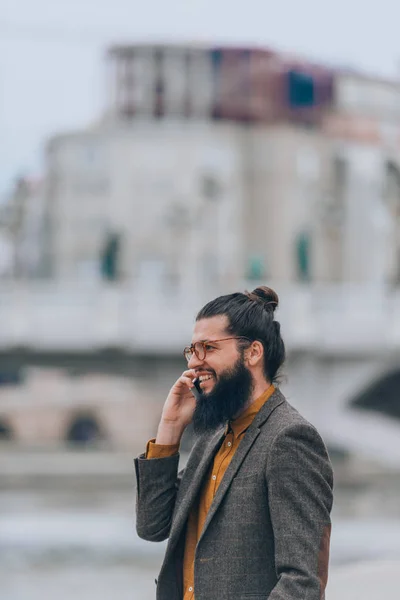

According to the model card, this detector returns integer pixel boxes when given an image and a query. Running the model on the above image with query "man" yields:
[135,286,333,600]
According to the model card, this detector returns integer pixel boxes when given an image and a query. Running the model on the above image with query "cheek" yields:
[212,351,238,373]
[205,359,221,376]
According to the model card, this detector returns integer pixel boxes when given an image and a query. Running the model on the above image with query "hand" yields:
[162,369,197,427]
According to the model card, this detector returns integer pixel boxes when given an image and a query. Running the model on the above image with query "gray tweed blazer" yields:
[135,389,333,600]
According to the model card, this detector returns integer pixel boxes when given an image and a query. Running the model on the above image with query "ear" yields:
[245,341,264,367]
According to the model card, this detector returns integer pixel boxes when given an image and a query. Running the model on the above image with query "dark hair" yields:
[196,286,285,383]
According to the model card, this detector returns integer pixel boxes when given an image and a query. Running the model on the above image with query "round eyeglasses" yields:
[183,337,251,363]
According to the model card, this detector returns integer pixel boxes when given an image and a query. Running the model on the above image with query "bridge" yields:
[1,281,400,354]
[1,281,400,465]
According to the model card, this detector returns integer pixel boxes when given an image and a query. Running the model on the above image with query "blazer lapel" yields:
[167,427,225,551]
[198,389,285,544]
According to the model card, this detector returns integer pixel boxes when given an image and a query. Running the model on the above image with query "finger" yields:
[181,369,197,380]
[179,376,195,389]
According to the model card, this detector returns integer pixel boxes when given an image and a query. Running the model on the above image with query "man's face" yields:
[188,316,254,434]
[188,315,241,393]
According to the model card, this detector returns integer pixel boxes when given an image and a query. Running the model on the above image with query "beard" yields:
[192,352,254,436]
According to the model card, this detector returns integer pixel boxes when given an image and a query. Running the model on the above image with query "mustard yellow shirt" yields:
[146,383,275,600]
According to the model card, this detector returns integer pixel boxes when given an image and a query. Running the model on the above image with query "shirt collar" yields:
[225,383,275,438]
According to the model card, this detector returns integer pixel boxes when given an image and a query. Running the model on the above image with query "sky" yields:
[1,0,400,194]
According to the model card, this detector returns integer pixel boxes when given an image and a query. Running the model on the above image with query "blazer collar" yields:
[167,388,286,553]
[198,388,285,544]
[252,387,286,428]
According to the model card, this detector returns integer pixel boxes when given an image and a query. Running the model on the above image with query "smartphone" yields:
[191,378,203,401]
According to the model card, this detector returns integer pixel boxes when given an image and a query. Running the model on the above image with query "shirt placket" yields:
[210,432,234,496]
[186,432,235,600]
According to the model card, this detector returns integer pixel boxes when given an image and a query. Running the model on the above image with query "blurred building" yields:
[0,176,46,279]
[0,367,162,451]
[36,45,400,290]
[2,45,400,458]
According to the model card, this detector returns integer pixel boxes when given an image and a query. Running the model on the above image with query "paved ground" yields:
[2,564,160,600]
[4,560,398,600]
[328,559,400,600]
[1,447,400,600]
[4,556,400,600]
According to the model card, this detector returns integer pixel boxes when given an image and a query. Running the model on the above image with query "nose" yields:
[187,351,203,370]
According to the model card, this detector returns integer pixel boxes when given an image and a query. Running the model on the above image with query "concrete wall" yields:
[0,368,164,452]
[242,124,328,282]
[45,117,400,290]
[47,121,246,293]
[2,352,400,465]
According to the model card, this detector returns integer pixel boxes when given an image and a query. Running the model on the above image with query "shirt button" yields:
[212,475,216,480]
[227,442,232,447]
[189,586,193,592]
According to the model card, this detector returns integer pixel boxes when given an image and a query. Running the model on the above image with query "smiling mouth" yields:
[199,375,214,385]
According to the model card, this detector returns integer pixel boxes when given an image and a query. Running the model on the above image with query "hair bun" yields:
[246,286,279,314]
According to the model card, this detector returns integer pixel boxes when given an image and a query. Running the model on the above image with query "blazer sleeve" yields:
[266,421,334,600]
[134,450,184,543]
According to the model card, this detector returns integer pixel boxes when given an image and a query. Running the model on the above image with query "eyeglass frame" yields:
[183,336,252,363]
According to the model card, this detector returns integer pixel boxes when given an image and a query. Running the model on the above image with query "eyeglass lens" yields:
[185,342,206,362]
